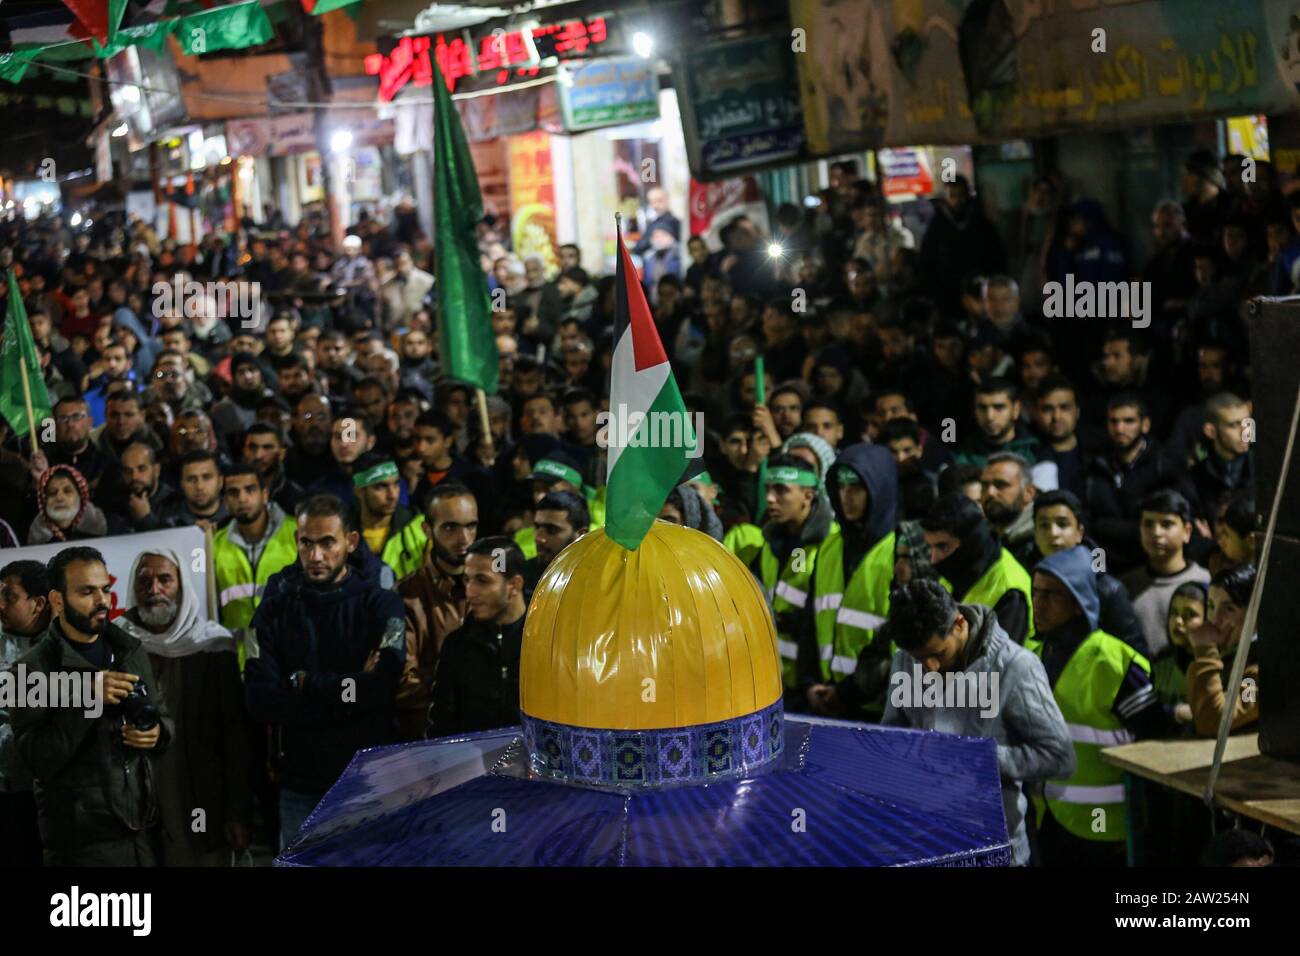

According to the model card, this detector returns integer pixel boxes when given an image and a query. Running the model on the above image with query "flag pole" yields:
[18,351,37,446]
[754,354,767,522]
[475,388,494,460]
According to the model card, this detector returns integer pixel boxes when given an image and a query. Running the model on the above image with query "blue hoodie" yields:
[112,307,159,382]
[825,443,898,548]
[1037,545,1100,631]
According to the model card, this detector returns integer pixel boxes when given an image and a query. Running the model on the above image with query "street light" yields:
[632,31,654,59]
[111,123,128,137]
[330,129,353,154]
[70,212,82,227]
[767,243,784,259]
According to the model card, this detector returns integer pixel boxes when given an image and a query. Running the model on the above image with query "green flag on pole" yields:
[430,52,499,394]
[173,0,274,56]
[0,271,53,439]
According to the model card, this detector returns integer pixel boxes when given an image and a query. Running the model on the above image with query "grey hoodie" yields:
[881,603,1075,865]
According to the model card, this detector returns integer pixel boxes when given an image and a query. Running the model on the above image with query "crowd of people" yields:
[0,145,1283,868]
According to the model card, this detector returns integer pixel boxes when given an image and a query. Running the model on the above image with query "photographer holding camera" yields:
[11,546,172,866]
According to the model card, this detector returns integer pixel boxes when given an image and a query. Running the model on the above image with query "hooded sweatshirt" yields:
[1035,546,1169,740]
[244,544,406,793]
[825,443,898,576]
[673,483,724,541]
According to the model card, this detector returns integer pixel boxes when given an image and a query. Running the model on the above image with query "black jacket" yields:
[1084,438,1197,573]
[11,620,173,866]
[245,547,406,793]
[429,613,526,737]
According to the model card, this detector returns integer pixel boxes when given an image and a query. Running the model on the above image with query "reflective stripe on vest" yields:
[812,530,895,683]
[1031,629,1149,842]
[1066,723,1134,748]
[814,592,842,613]
[774,580,808,608]
[219,582,260,605]
[1044,782,1126,804]
[836,607,886,630]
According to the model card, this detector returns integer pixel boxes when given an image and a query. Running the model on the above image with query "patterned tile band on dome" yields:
[522,700,784,789]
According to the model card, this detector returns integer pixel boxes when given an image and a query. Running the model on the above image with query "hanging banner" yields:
[688,176,771,249]
[559,56,659,131]
[790,0,1300,154]
[677,34,807,180]
[508,130,559,273]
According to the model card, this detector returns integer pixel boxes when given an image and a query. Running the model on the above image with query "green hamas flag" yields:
[0,271,53,439]
[305,0,363,14]
[430,52,498,394]
[174,0,274,56]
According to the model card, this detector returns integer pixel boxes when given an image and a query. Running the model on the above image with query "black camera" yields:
[117,681,161,732]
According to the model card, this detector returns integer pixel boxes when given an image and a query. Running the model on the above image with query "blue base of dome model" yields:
[276,717,1013,867]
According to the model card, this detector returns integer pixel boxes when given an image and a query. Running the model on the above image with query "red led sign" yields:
[364,16,610,102]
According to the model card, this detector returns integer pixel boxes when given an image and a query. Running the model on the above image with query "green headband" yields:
[354,460,399,488]
[766,465,819,488]
[833,465,862,486]
[533,459,582,488]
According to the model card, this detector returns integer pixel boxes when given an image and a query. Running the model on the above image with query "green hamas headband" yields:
[533,459,583,487]
[766,465,819,488]
[354,460,399,488]
[833,466,862,486]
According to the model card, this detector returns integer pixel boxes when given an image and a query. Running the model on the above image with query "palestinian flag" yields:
[604,223,700,551]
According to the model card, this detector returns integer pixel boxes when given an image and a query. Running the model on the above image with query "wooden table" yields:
[1102,734,1300,863]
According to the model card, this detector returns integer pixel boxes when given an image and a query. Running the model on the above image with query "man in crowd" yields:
[878,578,1073,866]
[524,490,590,594]
[396,482,479,741]
[428,537,528,737]
[12,547,172,865]
[244,494,406,848]
[116,547,250,865]
[0,560,53,866]
[353,454,427,584]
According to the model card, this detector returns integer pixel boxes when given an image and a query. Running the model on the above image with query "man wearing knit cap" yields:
[211,352,273,452]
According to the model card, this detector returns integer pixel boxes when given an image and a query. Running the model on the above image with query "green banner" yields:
[174,0,274,56]
[0,271,53,439]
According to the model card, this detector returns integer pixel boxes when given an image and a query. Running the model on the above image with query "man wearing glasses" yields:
[39,397,112,492]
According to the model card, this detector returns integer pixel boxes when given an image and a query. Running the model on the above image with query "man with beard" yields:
[116,442,182,532]
[980,452,1039,568]
[523,490,589,595]
[149,351,212,416]
[1084,393,1198,574]
[213,463,300,670]
[117,549,251,866]
[954,379,1046,471]
[241,423,305,514]
[309,414,379,506]
[385,389,424,456]
[12,547,172,865]
[274,352,319,409]
[210,353,272,453]
[169,450,229,531]
[245,494,405,848]
[353,454,426,583]
[1,560,52,866]
[428,537,528,736]
[285,394,334,488]
[41,396,111,491]
[922,492,1034,645]
[803,444,899,721]
[1032,376,1091,500]
[396,482,479,740]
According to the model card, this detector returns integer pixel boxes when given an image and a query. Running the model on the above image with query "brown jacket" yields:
[396,559,465,740]
[1186,641,1259,738]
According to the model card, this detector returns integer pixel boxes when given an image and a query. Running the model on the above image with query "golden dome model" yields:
[520,520,784,788]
